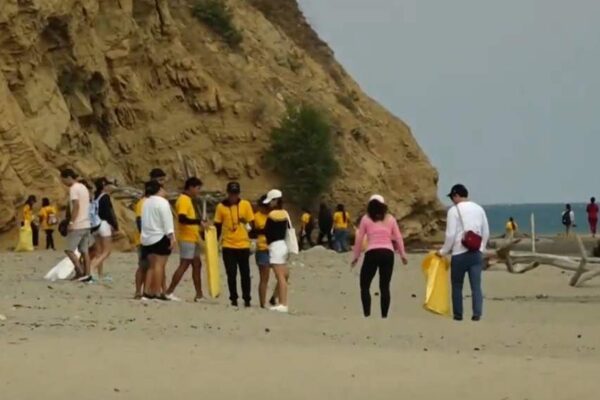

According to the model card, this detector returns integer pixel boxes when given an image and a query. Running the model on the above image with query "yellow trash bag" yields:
[15,223,34,252]
[421,252,451,316]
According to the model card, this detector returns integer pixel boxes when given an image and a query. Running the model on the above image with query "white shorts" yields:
[269,240,289,265]
[96,221,112,238]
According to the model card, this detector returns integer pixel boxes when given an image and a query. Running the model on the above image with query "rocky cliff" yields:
[0,0,444,246]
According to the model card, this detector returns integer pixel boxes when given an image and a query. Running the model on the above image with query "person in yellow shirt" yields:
[165,177,204,301]
[251,194,273,308]
[214,181,254,307]
[299,207,315,249]
[38,198,58,250]
[505,217,518,239]
[22,195,39,247]
[333,204,350,252]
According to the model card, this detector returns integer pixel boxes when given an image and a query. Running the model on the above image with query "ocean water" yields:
[482,203,590,236]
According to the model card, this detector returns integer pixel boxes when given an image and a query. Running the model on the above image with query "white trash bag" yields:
[44,251,80,281]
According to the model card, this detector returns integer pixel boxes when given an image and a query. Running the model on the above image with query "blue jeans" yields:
[333,229,349,252]
[450,251,483,319]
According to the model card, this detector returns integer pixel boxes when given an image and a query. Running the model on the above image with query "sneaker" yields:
[231,300,239,307]
[141,294,155,302]
[244,301,251,308]
[269,305,289,313]
[156,294,170,302]
[77,275,92,283]
[471,316,481,321]
[453,316,463,321]
[166,293,182,302]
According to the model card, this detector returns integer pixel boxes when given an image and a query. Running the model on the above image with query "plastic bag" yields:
[14,224,34,252]
[44,252,79,281]
[421,252,451,316]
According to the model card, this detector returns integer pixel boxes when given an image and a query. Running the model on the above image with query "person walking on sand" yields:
[165,177,204,302]
[38,198,58,250]
[90,177,119,281]
[333,204,351,252]
[299,207,315,250]
[505,217,518,239]
[317,203,333,248]
[22,195,39,247]
[437,184,489,322]
[60,169,93,282]
[586,198,598,238]
[562,204,575,237]
[250,194,273,308]
[264,189,294,313]
[214,181,255,307]
[351,195,407,319]
[141,180,175,301]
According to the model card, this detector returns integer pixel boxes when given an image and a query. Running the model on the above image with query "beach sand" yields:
[1,247,599,399]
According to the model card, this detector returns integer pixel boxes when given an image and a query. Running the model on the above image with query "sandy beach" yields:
[1,247,600,400]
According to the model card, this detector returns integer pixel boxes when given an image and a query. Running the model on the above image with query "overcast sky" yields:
[299,0,600,205]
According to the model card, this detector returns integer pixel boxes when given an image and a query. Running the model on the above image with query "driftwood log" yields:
[490,236,600,287]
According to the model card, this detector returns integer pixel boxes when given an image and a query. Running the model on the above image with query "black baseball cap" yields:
[149,168,167,179]
[227,181,241,194]
[447,184,469,198]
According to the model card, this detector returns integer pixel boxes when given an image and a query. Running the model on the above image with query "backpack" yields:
[89,194,104,229]
[47,210,58,226]
[562,211,571,226]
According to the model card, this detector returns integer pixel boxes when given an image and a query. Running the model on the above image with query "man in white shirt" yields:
[60,169,92,282]
[141,180,176,300]
[437,184,489,321]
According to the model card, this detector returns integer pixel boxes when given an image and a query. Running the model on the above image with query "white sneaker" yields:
[166,293,182,302]
[269,305,289,313]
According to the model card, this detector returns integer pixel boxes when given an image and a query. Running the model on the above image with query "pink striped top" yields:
[352,215,407,261]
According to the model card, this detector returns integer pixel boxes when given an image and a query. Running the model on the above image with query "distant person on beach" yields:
[562,204,575,237]
[317,203,334,248]
[165,177,204,302]
[214,181,255,307]
[22,195,39,247]
[90,177,119,281]
[38,198,58,250]
[60,169,92,282]
[351,195,407,319]
[299,207,315,249]
[437,184,489,322]
[141,180,175,301]
[505,217,518,239]
[586,198,598,238]
[333,204,351,252]
[264,189,293,313]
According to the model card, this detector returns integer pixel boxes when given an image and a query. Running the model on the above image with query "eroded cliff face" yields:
[0,0,444,245]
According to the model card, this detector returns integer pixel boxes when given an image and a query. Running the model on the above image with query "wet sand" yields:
[1,248,599,399]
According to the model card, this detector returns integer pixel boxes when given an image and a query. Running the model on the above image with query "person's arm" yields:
[352,217,367,263]
[438,208,457,256]
[178,214,201,225]
[481,210,490,251]
[214,205,223,240]
[100,196,119,231]
[264,216,274,244]
[391,218,407,260]
[70,200,80,227]
[136,217,142,233]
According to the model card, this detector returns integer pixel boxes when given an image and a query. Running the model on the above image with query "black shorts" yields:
[142,236,172,257]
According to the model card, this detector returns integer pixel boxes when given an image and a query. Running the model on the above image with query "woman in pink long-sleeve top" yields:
[351,195,408,318]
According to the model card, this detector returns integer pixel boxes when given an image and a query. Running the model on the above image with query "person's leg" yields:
[167,259,191,294]
[450,254,468,320]
[359,252,378,317]
[155,255,169,296]
[66,230,85,277]
[327,231,333,249]
[191,255,203,300]
[49,230,55,250]
[378,251,394,318]
[340,229,350,252]
[306,229,315,247]
[135,247,147,298]
[238,249,252,306]
[32,223,39,247]
[45,230,51,250]
[91,236,112,278]
[258,264,270,308]
[222,248,239,305]
[467,252,484,320]
[317,231,324,246]
[273,264,289,306]
[145,254,157,296]
[332,229,341,252]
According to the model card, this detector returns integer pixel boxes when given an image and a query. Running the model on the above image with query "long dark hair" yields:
[42,198,50,207]
[94,177,109,199]
[336,204,347,222]
[25,195,36,206]
[367,199,387,222]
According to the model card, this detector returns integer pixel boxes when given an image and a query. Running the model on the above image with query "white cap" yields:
[369,194,385,204]
[263,189,283,204]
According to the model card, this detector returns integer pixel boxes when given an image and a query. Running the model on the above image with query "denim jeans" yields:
[450,251,483,319]
[333,229,349,252]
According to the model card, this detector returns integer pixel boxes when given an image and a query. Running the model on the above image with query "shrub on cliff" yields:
[193,0,242,48]
[266,104,339,207]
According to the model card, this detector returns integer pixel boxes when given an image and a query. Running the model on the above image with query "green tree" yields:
[266,104,339,207]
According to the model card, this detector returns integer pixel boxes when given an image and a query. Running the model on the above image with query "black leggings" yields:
[360,249,394,318]
[45,229,55,250]
[222,248,251,303]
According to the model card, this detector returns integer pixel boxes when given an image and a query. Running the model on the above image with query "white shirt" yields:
[69,182,91,230]
[141,195,174,246]
[440,201,490,256]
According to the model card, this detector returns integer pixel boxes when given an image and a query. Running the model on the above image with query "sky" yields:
[298,0,600,205]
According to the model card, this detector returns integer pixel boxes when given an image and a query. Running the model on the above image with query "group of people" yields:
[298,203,352,252]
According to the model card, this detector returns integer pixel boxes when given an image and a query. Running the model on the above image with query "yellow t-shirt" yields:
[214,199,254,249]
[301,212,311,230]
[254,211,268,251]
[134,198,145,246]
[38,205,58,230]
[506,221,518,233]
[175,194,200,243]
[23,204,33,225]
[333,211,350,229]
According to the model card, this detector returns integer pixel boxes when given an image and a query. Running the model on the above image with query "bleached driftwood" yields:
[491,236,600,287]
